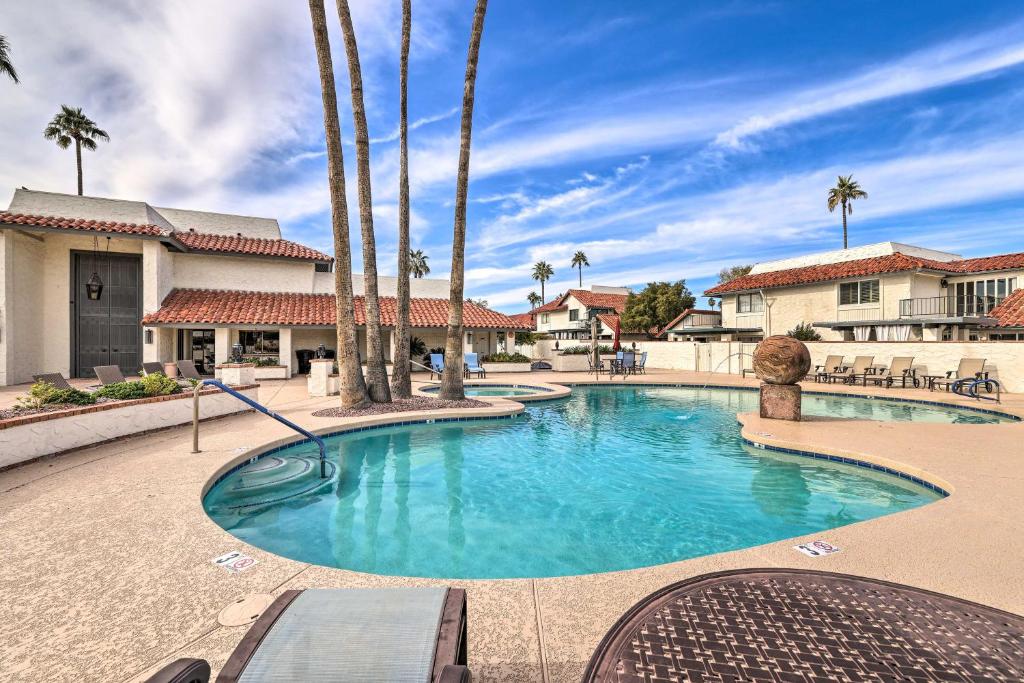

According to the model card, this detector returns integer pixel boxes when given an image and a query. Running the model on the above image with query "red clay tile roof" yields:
[174,230,331,261]
[596,313,620,334]
[656,309,721,337]
[988,289,1024,328]
[953,252,1024,273]
[532,298,567,313]
[558,288,629,313]
[141,289,532,329]
[0,211,166,236]
[507,312,536,328]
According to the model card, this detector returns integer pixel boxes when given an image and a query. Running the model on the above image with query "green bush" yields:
[481,352,530,363]
[140,372,182,396]
[787,322,823,342]
[251,356,280,367]
[94,381,149,401]
[16,380,96,410]
[560,344,614,355]
[409,336,427,358]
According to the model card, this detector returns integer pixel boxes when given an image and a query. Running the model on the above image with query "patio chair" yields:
[865,357,918,389]
[176,360,203,381]
[931,358,987,392]
[32,372,74,391]
[94,365,127,386]
[429,353,445,380]
[145,587,469,683]
[464,352,486,379]
[141,362,165,376]
[637,351,648,374]
[587,354,606,375]
[613,351,636,377]
[825,355,874,384]
[813,355,845,383]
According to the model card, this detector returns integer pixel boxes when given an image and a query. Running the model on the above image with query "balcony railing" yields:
[898,295,1004,318]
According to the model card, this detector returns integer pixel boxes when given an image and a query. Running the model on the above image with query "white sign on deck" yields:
[211,550,259,573]
[794,540,840,557]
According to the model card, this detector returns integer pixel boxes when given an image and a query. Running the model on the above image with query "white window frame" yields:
[737,293,764,313]
[838,278,880,306]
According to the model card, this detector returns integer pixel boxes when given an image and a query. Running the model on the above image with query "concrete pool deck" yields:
[0,369,1022,682]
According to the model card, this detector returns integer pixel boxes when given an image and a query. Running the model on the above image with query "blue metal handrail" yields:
[951,376,1001,403]
[192,379,328,478]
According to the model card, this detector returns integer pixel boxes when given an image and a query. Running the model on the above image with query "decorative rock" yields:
[760,383,802,421]
[753,335,811,385]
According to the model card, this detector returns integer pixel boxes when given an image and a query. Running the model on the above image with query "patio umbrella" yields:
[612,317,621,352]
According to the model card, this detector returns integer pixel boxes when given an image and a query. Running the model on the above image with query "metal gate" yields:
[73,251,142,378]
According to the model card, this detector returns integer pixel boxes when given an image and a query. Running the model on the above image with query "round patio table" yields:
[583,569,1024,682]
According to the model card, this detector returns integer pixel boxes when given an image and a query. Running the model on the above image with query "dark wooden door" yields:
[74,252,142,378]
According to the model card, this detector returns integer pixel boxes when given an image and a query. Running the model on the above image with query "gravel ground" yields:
[311,395,488,418]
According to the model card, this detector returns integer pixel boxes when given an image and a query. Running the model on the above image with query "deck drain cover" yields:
[218,593,275,627]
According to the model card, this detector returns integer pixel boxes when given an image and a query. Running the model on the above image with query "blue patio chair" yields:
[621,351,636,376]
[429,353,445,380]
[464,352,487,378]
[637,351,648,374]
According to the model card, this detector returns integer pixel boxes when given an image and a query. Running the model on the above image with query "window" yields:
[314,262,331,273]
[238,330,280,356]
[839,279,879,305]
[737,293,763,313]
[954,276,1017,314]
[569,309,579,322]
[540,313,550,324]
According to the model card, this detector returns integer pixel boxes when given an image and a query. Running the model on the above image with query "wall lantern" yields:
[940,278,949,289]
[85,236,110,301]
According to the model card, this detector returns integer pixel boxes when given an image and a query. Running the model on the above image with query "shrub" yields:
[561,344,614,355]
[409,336,427,358]
[514,330,540,346]
[251,356,280,367]
[16,380,96,410]
[140,371,182,396]
[94,381,149,401]
[481,351,530,363]
[787,322,823,342]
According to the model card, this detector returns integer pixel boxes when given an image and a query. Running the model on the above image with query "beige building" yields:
[531,286,631,341]
[657,309,730,342]
[703,242,1024,343]
[0,189,525,386]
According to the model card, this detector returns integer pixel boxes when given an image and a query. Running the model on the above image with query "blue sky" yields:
[5,1,1024,312]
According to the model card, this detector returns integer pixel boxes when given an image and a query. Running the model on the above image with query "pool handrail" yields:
[191,379,328,478]
[951,376,1001,403]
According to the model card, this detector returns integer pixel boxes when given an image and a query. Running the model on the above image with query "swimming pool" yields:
[204,386,1001,579]
[420,384,552,398]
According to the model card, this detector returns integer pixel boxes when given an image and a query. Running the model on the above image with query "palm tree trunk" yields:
[75,138,83,196]
[541,280,545,302]
[307,0,369,409]
[578,265,582,287]
[391,0,413,399]
[335,0,391,403]
[842,201,848,249]
[439,0,488,401]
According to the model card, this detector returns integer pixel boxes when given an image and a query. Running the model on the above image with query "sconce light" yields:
[144,329,154,344]
[940,279,949,288]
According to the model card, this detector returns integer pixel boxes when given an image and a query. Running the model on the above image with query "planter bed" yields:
[0,384,259,470]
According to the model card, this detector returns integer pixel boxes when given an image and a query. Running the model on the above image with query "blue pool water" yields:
[204,386,1001,579]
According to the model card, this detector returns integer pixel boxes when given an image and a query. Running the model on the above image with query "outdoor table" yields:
[921,374,944,390]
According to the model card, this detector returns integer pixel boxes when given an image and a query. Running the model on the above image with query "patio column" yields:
[388,329,396,363]
[278,327,293,376]
[215,328,231,366]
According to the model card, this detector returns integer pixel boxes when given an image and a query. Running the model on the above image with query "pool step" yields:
[214,455,335,509]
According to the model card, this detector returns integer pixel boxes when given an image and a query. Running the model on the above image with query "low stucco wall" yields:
[0,385,259,469]
[481,362,532,373]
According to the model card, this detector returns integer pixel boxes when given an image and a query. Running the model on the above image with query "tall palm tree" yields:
[532,260,554,301]
[409,249,430,278]
[827,175,868,249]
[43,106,109,196]
[307,0,369,409]
[570,250,589,287]
[0,35,18,83]
[438,0,488,401]
[390,0,413,399]
[527,291,542,309]
[335,0,391,403]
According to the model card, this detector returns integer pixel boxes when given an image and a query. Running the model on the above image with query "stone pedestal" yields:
[219,363,256,387]
[760,382,802,421]
[307,359,334,397]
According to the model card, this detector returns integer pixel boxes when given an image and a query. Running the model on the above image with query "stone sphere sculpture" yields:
[753,335,811,385]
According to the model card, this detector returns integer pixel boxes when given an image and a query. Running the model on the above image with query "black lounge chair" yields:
[146,587,469,683]
[176,360,203,381]
[94,365,127,385]
[32,372,74,391]
[931,358,987,392]
[142,362,165,376]
[584,568,1024,682]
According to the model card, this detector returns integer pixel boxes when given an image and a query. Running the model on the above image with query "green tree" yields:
[438,0,488,401]
[532,260,554,301]
[43,105,109,196]
[827,174,868,249]
[1,35,18,83]
[718,264,752,284]
[620,281,696,336]
[467,297,488,308]
[570,250,589,287]
[307,0,369,409]
[390,0,413,399]
[409,249,430,278]
[527,291,541,309]
[787,322,822,341]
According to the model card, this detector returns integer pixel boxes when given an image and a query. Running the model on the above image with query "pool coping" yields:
[413,380,571,403]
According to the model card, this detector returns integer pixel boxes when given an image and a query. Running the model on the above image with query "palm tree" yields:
[438,0,488,402]
[532,261,554,301]
[409,249,430,278]
[570,250,589,287]
[527,291,542,309]
[827,175,868,249]
[43,106,109,196]
[307,0,369,409]
[335,0,391,403]
[1,35,18,83]
[390,0,413,399]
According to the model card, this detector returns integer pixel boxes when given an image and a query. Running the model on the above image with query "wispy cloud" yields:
[369,107,459,144]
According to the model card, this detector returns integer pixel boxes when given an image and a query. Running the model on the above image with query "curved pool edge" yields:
[413,380,571,403]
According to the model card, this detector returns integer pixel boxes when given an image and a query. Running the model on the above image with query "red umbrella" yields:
[612,317,621,351]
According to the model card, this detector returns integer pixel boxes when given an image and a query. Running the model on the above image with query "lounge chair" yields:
[32,372,74,391]
[176,360,203,381]
[145,587,470,683]
[94,365,127,385]
[825,355,874,384]
[814,355,845,383]
[464,352,486,379]
[429,353,445,380]
[931,358,987,392]
[141,362,165,376]
[864,357,917,388]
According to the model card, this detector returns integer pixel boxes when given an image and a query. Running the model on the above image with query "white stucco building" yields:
[0,189,526,386]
